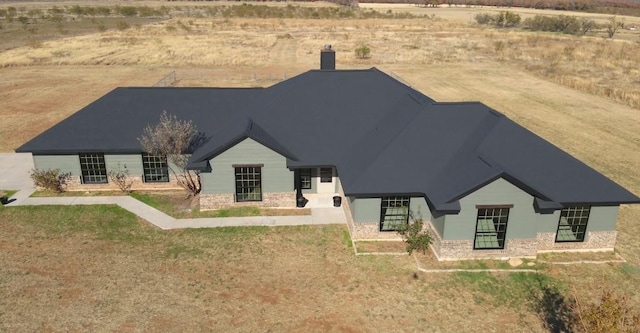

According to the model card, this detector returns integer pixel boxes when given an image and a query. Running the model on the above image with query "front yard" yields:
[1,205,638,331]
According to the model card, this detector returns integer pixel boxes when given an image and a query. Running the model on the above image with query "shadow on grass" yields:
[530,275,575,333]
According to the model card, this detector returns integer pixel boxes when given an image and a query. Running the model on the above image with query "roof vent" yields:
[320,44,335,71]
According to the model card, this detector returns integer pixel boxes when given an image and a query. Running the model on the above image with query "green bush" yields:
[117,6,137,17]
[475,11,520,28]
[474,13,493,25]
[30,169,71,193]
[523,15,588,35]
[355,44,371,59]
[396,214,432,255]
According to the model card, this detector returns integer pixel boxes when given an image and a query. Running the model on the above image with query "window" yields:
[300,168,311,189]
[380,197,410,231]
[556,206,590,242]
[142,153,169,183]
[474,207,510,250]
[79,153,107,184]
[235,166,262,202]
[320,168,332,183]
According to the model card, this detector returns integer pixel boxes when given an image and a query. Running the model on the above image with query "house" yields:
[16,47,640,260]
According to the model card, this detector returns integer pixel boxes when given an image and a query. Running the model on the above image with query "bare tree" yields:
[606,16,624,39]
[139,111,206,196]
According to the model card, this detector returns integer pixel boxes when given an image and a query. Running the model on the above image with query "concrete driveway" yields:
[0,153,35,202]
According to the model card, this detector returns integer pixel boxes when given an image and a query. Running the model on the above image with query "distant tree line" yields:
[359,0,640,16]
[474,11,625,38]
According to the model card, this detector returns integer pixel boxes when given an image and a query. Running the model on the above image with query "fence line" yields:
[153,70,177,87]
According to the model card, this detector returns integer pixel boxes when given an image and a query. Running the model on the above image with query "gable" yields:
[209,137,288,167]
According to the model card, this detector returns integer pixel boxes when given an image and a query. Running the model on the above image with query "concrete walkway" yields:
[1,153,346,230]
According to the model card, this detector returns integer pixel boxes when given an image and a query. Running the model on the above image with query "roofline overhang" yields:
[16,148,146,155]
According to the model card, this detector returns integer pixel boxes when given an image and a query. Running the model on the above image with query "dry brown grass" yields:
[0,206,548,332]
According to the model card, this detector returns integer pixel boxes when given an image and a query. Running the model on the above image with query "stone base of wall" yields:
[428,225,615,260]
[62,175,183,192]
[350,222,403,240]
[199,192,296,210]
[537,231,617,252]
[435,238,538,261]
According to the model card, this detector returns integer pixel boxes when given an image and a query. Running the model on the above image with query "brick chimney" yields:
[320,44,335,70]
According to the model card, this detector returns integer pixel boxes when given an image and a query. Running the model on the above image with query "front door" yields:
[317,167,335,193]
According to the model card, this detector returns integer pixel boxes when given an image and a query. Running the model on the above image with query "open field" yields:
[0,1,639,331]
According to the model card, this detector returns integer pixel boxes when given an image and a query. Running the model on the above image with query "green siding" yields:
[301,168,317,194]
[586,206,619,232]
[535,210,562,233]
[105,154,144,176]
[201,138,293,195]
[410,197,430,220]
[533,206,618,235]
[431,213,446,239]
[352,198,381,224]
[33,155,81,176]
[443,178,536,240]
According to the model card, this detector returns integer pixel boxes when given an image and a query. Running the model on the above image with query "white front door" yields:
[317,167,335,193]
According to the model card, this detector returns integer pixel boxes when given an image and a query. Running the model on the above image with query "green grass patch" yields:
[130,191,310,218]
[0,205,151,244]
[342,229,353,248]
[0,189,18,198]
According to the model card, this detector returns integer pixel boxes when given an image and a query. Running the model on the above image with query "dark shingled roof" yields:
[16,67,640,212]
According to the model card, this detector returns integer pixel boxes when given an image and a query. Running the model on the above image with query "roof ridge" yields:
[339,94,425,190]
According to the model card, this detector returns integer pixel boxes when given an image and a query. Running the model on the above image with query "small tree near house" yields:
[396,213,432,255]
[108,163,133,194]
[139,111,206,197]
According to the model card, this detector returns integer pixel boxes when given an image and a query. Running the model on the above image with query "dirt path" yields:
[270,38,298,67]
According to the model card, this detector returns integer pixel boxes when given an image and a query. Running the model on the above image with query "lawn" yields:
[129,191,311,218]
[1,205,639,331]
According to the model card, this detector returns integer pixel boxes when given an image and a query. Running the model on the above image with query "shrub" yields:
[116,20,130,31]
[396,214,432,255]
[108,163,133,194]
[30,169,71,192]
[70,5,85,16]
[117,6,138,17]
[475,11,520,28]
[573,289,640,332]
[354,44,371,59]
[523,15,584,35]
[474,13,493,25]
[606,16,624,38]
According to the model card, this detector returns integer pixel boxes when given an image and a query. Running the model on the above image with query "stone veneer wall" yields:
[63,175,182,191]
[200,191,296,210]
[429,227,616,260]
[350,223,403,240]
[537,231,617,252]
[436,238,538,260]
